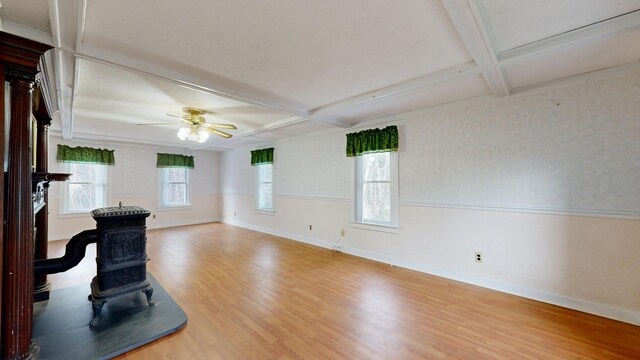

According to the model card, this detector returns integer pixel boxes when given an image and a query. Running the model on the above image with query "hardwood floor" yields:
[47,223,640,359]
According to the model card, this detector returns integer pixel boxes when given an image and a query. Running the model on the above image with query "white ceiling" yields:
[1,0,639,151]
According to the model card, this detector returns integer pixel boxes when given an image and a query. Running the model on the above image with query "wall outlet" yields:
[475,252,483,263]
[152,214,156,219]
[309,225,312,231]
[234,212,237,216]
[340,229,345,237]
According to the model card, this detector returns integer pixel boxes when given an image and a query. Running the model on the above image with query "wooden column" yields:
[2,75,37,360]
[33,87,51,302]
[0,32,51,360]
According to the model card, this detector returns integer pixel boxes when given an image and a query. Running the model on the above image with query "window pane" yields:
[68,183,95,211]
[168,183,187,205]
[363,152,390,181]
[259,164,272,182]
[167,168,186,182]
[69,163,94,183]
[259,183,272,210]
[362,182,391,224]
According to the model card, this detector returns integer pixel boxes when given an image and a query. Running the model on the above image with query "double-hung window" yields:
[348,125,399,229]
[256,164,273,211]
[160,167,190,207]
[64,162,107,213]
[156,153,193,208]
[251,147,274,212]
[354,152,398,226]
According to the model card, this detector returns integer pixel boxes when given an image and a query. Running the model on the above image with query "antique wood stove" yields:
[89,204,155,327]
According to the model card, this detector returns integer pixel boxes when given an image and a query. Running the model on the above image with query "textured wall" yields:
[48,138,220,239]
[275,134,349,199]
[400,74,640,214]
[219,73,640,324]
[223,74,640,216]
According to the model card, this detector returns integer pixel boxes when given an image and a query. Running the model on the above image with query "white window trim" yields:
[255,163,275,213]
[59,162,110,216]
[157,168,191,209]
[350,152,399,231]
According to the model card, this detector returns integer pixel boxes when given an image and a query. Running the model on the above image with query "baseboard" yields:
[147,218,220,230]
[49,218,221,241]
[221,218,640,327]
[222,218,336,250]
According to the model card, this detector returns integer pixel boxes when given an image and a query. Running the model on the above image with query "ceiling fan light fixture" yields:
[197,128,210,143]
[166,107,235,142]
[177,126,190,140]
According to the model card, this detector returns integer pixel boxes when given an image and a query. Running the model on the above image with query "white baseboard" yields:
[48,218,221,241]
[147,217,220,230]
[222,218,640,327]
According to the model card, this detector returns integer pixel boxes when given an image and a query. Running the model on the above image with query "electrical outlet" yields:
[152,214,156,219]
[234,212,236,216]
[309,225,312,231]
[475,252,483,263]
[340,229,345,237]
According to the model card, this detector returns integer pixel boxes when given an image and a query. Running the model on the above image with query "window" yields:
[256,164,273,211]
[354,152,398,227]
[160,167,190,207]
[63,162,107,213]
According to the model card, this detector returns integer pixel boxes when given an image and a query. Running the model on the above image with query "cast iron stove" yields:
[88,204,155,327]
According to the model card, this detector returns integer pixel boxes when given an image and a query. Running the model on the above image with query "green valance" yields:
[156,153,194,168]
[251,147,274,165]
[57,145,115,165]
[346,125,398,157]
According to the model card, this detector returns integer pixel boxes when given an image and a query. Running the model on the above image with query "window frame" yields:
[158,167,191,208]
[255,163,274,213]
[351,151,399,231]
[61,162,108,214]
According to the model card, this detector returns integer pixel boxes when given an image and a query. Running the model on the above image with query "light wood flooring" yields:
[47,223,640,359]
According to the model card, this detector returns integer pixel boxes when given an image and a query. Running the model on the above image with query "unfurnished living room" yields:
[0,0,639,359]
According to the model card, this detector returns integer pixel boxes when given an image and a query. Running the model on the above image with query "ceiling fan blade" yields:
[166,113,182,119]
[206,128,233,138]
[137,122,179,126]
[204,123,237,130]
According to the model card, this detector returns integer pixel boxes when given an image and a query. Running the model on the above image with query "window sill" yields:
[350,221,400,234]
[254,209,275,216]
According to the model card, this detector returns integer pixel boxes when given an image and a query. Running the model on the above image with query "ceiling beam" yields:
[509,60,640,96]
[442,0,509,97]
[309,61,480,120]
[70,2,355,129]
[75,44,352,129]
[498,10,640,67]
[48,0,77,139]
[197,116,310,149]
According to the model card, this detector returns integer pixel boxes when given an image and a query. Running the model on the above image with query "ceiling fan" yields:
[138,107,237,142]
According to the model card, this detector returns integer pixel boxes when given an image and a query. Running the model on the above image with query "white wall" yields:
[48,138,220,240]
[219,73,640,325]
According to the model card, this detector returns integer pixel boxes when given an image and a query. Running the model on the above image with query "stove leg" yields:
[142,287,156,306]
[90,300,106,328]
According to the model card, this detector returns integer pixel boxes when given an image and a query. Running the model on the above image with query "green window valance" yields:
[251,147,274,165]
[156,153,194,168]
[57,145,115,165]
[346,125,398,157]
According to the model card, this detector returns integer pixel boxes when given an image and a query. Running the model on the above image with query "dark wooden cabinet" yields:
[0,31,52,360]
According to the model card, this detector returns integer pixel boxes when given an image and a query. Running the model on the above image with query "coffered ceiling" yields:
[1,0,639,150]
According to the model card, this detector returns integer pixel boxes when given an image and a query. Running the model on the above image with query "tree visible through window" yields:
[65,162,107,212]
[161,167,190,207]
[257,164,273,211]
